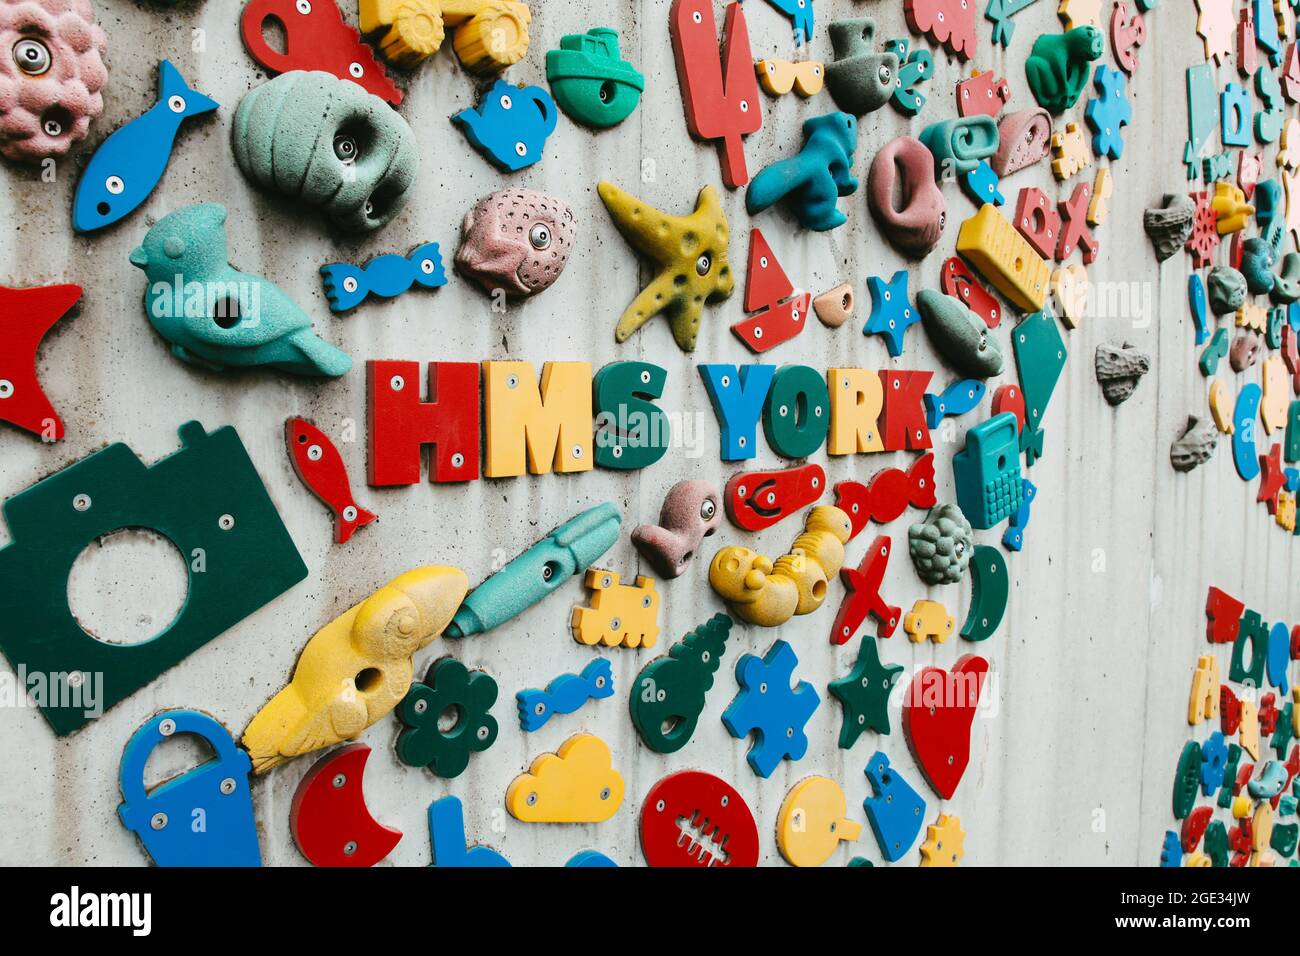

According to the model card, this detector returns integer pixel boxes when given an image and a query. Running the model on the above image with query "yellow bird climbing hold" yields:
[777,776,862,867]
[570,569,660,648]
[920,813,966,867]
[506,733,624,823]
[242,566,469,774]
[597,181,734,352]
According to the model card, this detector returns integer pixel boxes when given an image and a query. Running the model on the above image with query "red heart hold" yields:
[902,654,988,799]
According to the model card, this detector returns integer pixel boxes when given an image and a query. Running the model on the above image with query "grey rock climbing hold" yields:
[1143,193,1195,262]
[908,502,973,586]
[1094,342,1151,406]
[1207,266,1247,316]
[1170,415,1219,472]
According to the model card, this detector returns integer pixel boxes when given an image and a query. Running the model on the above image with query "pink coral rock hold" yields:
[454,187,577,298]
[868,135,947,258]
[0,0,108,163]
[631,479,722,579]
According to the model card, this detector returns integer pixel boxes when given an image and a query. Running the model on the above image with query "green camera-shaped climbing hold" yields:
[546,28,644,129]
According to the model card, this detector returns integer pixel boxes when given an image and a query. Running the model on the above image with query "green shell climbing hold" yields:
[395,657,499,778]
[628,614,731,754]
[546,28,644,129]
[829,635,904,748]
[1026,26,1104,114]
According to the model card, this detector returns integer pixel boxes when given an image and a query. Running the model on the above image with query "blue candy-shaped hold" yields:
[453,79,558,172]
[516,658,615,731]
[73,60,218,232]
[321,242,447,312]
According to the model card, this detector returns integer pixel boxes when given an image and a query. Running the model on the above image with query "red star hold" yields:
[1257,443,1286,513]
[0,284,81,441]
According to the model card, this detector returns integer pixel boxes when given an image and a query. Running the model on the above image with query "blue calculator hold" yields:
[952,412,1023,529]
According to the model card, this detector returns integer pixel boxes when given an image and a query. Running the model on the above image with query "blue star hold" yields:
[1084,65,1132,161]
[863,270,919,358]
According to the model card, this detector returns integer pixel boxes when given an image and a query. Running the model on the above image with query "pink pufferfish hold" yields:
[0,0,108,163]
[454,188,577,298]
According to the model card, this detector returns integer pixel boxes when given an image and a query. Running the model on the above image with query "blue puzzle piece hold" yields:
[862,751,925,862]
[1189,273,1209,346]
[428,796,510,867]
[1001,478,1037,551]
[985,0,1042,47]
[863,270,919,358]
[566,850,618,867]
[516,658,614,731]
[118,710,260,867]
[1159,829,1182,867]
[73,60,218,232]
[721,639,819,778]
[320,242,447,312]
[961,160,1005,207]
[882,38,933,115]
[924,379,986,430]
[757,0,815,44]
[452,79,558,172]
[1268,622,1291,693]
[1084,65,1132,161]
[1201,730,1228,797]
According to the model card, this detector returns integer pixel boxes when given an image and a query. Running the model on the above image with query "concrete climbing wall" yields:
[0,0,1293,867]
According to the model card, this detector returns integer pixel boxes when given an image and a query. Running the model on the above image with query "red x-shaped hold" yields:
[0,284,81,441]
[1258,443,1286,513]
[1056,181,1099,263]
[830,535,900,644]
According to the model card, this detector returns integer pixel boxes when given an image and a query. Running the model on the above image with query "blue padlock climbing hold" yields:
[118,710,260,867]
[453,79,558,172]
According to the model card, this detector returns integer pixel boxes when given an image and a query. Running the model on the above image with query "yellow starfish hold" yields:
[597,181,734,352]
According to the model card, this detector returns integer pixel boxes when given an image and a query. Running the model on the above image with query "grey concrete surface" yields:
[0,0,1292,866]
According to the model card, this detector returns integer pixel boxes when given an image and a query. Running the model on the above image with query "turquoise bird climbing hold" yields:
[545,28,644,129]
[746,112,858,232]
[453,79,558,172]
[129,204,351,377]
[73,60,217,232]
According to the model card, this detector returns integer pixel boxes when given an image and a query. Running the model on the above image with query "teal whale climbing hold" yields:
[746,112,858,232]
[0,421,307,735]
[129,204,351,377]
[1026,26,1104,114]
[546,28,644,129]
[629,614,732,754]
[232,70,418,233]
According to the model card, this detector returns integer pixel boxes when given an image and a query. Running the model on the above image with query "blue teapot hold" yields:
[118,710,261,867]
[453,79,558,172]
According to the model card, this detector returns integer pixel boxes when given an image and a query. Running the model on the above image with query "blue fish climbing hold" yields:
[516,658,615,731]
[118,710,260,867]
[446,502,621,638]
[863,270,919,358]
[1232,383,1263,481]
[321,242,447,312]
[453,79,558,172]
[73,60,217,233]
[923,379,986,430]
[1001,479,1037,551]
[862,751,925,862]
[129,203,351,377]
[961,160,1005,207]
[721,639,819,777]
[428,796,510,867]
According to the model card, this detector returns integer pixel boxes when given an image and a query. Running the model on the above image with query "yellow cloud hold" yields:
[506,733,624,823]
